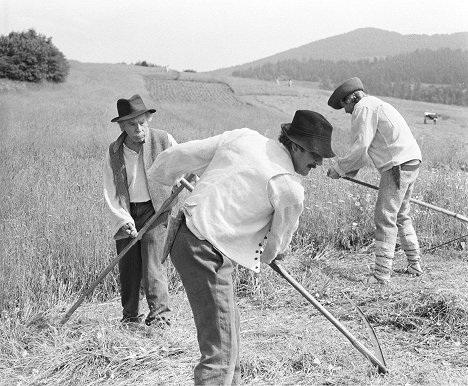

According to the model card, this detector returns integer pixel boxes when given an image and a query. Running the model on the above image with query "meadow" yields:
[0,61,467,385]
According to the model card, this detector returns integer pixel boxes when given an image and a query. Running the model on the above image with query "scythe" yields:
[168,177,388,374]
[343,176,468,224]
[270,261,387,374]
[59,174,197,325]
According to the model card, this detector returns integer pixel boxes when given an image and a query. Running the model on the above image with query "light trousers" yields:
[373,167,421,281]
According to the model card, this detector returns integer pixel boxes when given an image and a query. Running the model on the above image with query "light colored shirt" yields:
[149,128,304,272]
[103,133,177,237]
[333,95,422,175]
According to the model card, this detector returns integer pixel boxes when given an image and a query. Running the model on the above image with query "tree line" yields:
[232,48,468,106]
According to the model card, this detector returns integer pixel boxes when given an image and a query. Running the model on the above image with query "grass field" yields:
[0,61,467,385]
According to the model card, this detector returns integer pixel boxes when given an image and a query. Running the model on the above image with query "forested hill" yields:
[232,48,468,106]
[212,28,468,76]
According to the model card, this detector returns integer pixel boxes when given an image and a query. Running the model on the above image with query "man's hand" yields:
[327,166,341,179]
[121,222,138,238]
[261,253,286,265]
[345,170,359,178]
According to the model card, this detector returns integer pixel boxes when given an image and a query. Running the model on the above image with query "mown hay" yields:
[367,290,468,339]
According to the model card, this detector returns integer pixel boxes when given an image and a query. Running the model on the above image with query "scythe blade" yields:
[342,292,387,368]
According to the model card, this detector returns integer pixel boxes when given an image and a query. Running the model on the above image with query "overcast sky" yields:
[1,0,467,72]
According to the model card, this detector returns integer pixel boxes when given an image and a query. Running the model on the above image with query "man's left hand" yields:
[327,166,341,179]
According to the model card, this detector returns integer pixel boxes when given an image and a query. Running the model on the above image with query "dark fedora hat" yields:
[281,110,335,158]
[327,77,364,110]
[111,94,156,122]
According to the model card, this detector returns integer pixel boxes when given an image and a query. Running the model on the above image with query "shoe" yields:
[145,315,171,328]
[366,274,389,286]
[121,314,144,324]
[405,263,423,276]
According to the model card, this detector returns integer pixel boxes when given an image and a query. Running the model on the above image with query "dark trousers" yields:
[171,218,240,385]
[116,201,170,323]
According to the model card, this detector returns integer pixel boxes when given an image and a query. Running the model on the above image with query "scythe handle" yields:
[269,261,388,374]
[343,176,468,224]
[59,174,197,325]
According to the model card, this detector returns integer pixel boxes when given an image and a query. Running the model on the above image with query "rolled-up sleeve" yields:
[260,174,304,263]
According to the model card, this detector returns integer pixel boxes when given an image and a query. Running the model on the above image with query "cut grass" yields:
[1,249,467,385]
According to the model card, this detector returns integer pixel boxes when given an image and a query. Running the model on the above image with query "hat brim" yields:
[328,91,345,110]
[111,108,156,123]
[282,123,335,158]
[327,77,364,110]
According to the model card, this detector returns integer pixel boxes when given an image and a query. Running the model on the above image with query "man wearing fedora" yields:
[103,94,177,326]
[148,110,334,385]
[326,77,423,285]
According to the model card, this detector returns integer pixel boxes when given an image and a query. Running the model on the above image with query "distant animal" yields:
[424,112,438,124]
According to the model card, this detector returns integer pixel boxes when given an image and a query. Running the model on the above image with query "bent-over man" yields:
[326,77,423,285]
[148,110,335,385]
[103,94,176,326]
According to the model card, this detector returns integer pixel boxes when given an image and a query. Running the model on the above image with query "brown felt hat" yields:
[111,94,156,122]
[327,77,364,110]
[281,110,335,158]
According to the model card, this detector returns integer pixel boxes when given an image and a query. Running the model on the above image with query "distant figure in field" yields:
[424,112,438,124]
[327,77,423,285]
[103,94,176,326]
[149,110,335,385]
[288,79,293,87]
[276,78,280,86]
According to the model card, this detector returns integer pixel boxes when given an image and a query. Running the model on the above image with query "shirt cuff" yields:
[332,160,346,177]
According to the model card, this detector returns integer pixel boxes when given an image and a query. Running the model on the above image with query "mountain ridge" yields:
[210,27,468,75]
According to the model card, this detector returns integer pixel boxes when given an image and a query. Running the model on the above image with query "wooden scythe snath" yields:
[343,177,468,224]
[269,261,388,374]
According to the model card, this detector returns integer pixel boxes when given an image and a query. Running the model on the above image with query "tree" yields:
[0,29,69,83]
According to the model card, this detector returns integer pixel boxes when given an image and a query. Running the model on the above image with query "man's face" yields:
[340,97,355,114]
[120,114,149,143]
[290,144,323,176]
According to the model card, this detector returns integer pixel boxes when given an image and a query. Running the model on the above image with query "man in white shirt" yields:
[149,110,335,385]
[103,94,177,326]
[326,77,423,285]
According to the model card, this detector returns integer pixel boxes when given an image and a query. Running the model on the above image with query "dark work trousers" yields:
[116,200,171,324]
[170,218,240,386]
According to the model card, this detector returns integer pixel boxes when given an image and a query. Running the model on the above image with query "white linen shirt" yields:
[333,96,422,175]
[103,133,177,238]
[149,128,304,272]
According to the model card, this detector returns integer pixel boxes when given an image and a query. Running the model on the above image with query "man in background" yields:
[103,94,176,326]
[149,110,335,385]
[326,77,423,285]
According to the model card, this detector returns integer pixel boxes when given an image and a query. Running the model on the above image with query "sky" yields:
[1,0,467,72]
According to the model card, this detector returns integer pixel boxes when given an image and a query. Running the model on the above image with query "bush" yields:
[0,29,69,83]
[135,60,157,67]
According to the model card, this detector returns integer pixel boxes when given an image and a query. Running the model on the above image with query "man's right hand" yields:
[327,166,341,179]
[121,222,138,238]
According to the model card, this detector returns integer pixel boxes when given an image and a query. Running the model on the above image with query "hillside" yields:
[1,62,468,385]
[232,48,468,106]
[212,28,468,76]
